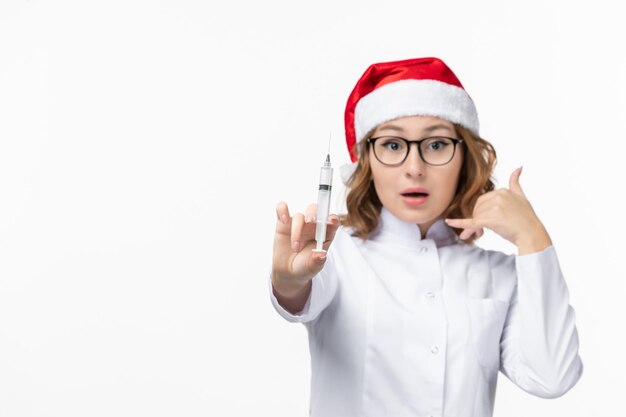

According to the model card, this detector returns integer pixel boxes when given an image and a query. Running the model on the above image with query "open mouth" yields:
[401,192,429,197]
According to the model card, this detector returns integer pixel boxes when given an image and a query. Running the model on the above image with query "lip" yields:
[401,195,428,207]
[401,187,429,195]
[400,187,429,207]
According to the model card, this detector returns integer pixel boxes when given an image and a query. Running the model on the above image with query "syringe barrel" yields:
[318,166,333,186]
[317,166,333,219]
[315,165,333,251]
[315,189,330,248]
[316,189,331,222]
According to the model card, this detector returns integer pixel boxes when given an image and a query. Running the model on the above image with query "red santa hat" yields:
[343,57,479,167]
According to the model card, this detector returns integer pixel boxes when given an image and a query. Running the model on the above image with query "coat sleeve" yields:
[268,247,339,324]
[497,245,583,398]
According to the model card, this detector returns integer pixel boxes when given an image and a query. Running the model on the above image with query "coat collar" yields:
[370,207,460,248]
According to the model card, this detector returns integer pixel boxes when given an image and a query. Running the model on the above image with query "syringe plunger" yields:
[315,154,333,252]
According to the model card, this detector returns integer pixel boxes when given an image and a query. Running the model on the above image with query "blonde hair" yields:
[340,124,497,245]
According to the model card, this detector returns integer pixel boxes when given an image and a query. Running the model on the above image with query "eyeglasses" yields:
[367,136,464,166]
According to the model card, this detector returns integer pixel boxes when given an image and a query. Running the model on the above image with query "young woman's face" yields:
[368,115,464,235]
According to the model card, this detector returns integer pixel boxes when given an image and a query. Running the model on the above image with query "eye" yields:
[425,138,451,152]
[380,138,405,152]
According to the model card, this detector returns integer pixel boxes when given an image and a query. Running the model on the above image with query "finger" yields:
[290,213,305,252]
[445,218,487,240]
[307,247,330,274]
[310,248,328,264]
[304,203,318,224]
[473,188,520,219]
[444,218,477,229]
[472,189,508,216]
[459,227,481,240]
[275,201,291,231]
[472,190,499,213]
[310,215,341,254]
[509,166,526,197]
[321,215,341,250]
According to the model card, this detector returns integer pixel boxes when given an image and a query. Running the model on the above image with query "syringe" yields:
[314,153,333,252]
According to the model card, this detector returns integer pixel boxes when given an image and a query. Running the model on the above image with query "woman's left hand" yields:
[444,167,553,255]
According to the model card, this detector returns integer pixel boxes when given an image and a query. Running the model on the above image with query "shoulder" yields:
[333,224,367,247]
[325,225,360,260]
[442,242,516,271]
[451,243,518,299]
[461,242,515,261]
[332,225,354,246]
[484,247,516,268]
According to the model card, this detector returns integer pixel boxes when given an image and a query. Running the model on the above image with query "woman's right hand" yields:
[271,201,340,297]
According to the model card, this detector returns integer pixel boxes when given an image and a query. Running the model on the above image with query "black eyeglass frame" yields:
[366,136,464,167]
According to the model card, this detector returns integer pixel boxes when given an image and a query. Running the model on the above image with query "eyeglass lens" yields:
[373,137,457,166]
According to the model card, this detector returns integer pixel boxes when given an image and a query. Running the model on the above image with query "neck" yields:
[418,218,439,239]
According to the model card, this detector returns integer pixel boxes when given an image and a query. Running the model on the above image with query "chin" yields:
[389,205,439,225]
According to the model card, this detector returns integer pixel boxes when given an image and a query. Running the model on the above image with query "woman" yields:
[269,57,583,416]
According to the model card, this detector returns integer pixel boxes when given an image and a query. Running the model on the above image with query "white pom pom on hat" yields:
[340,57,479,184]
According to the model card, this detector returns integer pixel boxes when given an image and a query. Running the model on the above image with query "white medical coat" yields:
[269,208,583,417]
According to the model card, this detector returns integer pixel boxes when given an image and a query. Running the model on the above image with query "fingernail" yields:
[281,214,287,224]
[316,254,327,262]
[291,241,300,252]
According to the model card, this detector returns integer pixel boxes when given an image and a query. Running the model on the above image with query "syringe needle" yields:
[328,132,332,154]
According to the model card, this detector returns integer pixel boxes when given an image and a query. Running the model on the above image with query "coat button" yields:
[425,291,435,299]
[431,345,439,354]
[420,246,428,253]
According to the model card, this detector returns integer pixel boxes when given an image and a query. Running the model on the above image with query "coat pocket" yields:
[467,298,509,372]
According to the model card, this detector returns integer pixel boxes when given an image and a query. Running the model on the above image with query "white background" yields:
[1,0,624,415]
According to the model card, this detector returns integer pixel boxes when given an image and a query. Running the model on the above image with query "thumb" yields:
[509,166,526,197]
[307,249,328,275]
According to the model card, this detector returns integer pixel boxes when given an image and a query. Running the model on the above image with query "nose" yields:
[404,143,426,177]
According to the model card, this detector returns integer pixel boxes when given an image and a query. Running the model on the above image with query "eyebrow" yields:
[376,123,454,134]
